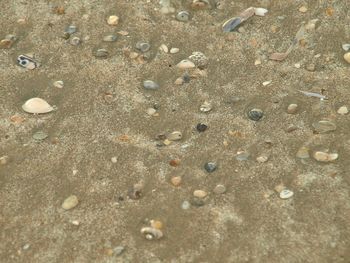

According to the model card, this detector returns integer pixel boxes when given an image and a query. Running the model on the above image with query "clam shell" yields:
[22,98,54,114]
[222,17,242,32]
[141,227,163,240]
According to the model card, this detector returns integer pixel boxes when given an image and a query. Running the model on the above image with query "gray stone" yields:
[143,80,159,90]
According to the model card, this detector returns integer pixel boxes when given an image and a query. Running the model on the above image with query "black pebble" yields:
[196,123,208,132]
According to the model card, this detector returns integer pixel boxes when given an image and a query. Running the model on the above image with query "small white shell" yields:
[279,189,294,199]
[140,227,163,240]
[342,44,350,51]
[313,151,338,162]
[22,98,54,114]
[254,7,268,16]
[176,59,195,69]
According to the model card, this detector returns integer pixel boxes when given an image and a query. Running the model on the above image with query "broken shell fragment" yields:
[254,7,268,16]
[167,131,182,141]
[222,17,242,32]
[200,101,212,112]
[177,59,195,69]
[141,227,163,240]
[17,55,38,69]
[22,98,54,114]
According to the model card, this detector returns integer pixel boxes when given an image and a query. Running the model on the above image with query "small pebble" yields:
[204,162,217,173]
[33,131,48,141]
[213,184,226,194]
[113,246,125,256]
[176,11,190,22]
[65,25,77,34]
[143,80,159,90]
[279,189,294,199]
[236,151,250,161]
[170,176,182,187]
[174,77,184,85]
[196,123,207,132]
[170,47,179,54]
[344,53,350,64]
[313,151,338,162]
[70,36,81,46]
[312,120,336,133]
[167,131,182,141]
[111,157,117,163]
[294,63,301,68]
[193,190,207,198]
[71,220,80,226]
[94,48,109,58]
[337,106,348,115]
[191,197,205,207]
[169,159,181,167]
[146,108,157,115]
[262,80,271,86]
[23,244,30,250]
[62,195,79,210]
[107,15,119,25]
[181,200,191,210]
[136,41,150,52]
[0,155,9,165]
[342,44,350,51]
[256,156,268,163]
[53,80,64,89]
[306,64,316,72]
[299,6,308,13]
[248,109,264,121]
[103,34,118,42]
[287,104,298,114]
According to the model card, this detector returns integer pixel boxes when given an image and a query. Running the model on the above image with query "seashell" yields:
[159,44,168,53]
[70,36,81,46]
[269,52,288,61]
[200,101,212,112]
[176,11,190,22]
[53,80,64,88]
[248,108,263,121]
[167,131,182,141]
[136,41,150,52]
[191,0,210,9]
[94,48,109,58]
[17,54,38,69]
[254,7,268,16]
[188,51,208,68]
[22,98,54,114]
[342,44,350,52]
[141,227,163,240]
[103,34,118,42]
[193,190,207,198]
[313,151,338,162]
[65,25,77,34]
[128,183,143,200]
[222,17,242,32]
[312,120,336,133]
[32,131,48,141]
[176,59,195,69]
[279,189,294,199]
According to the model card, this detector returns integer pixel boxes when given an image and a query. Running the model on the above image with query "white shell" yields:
[140,227,163,240]
[254,7,268,16]
[22,98,53,114]
[176,59,195,69]
[279,189,294,199]
[342,44,350,51]
[313,151,338,162]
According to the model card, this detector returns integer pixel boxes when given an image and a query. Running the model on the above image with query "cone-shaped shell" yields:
[22,98,53,114]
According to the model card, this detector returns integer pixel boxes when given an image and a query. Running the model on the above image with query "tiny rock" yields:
[146,108,157,116]
[170,47,179,54]
[53,80,64,89]
[193,190,207,198]
[170,176,182,187]
[107,15,119,25]
[299,6,308,13]
[143,80,159,90]
[287,104,298,114]
[344,53,350,64]
[0,155,9,165]
[337,106,348,115]
[111,157,117,163]
[204,162,217,173]
[213,184,226,194]
[62,195,79,210]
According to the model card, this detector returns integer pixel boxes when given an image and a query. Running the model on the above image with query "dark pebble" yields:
[196,123,208,132]
[248,108,264,121]
[204,162,217,173]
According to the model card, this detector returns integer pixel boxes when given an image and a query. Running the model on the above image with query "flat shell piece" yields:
[279,189,294,199]
[254,7,268,16]
[22,98,54,114]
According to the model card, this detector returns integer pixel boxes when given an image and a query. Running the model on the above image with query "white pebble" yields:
[254,7,268,16]
[262,80,271,86]
[170,47,179,54]
[160,44,168,53]
[111,157,117,163]
[107,15,119,25]
[62,195,79,210]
